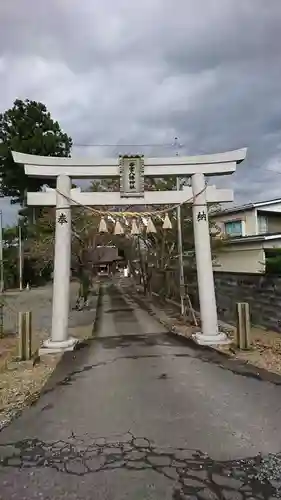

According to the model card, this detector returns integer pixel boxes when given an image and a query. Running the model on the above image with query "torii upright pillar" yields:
[44,175,77,352]
[12,148,247,351]
[191,173,228,344]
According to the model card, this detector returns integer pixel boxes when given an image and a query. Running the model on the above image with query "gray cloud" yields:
[1,0,281,222]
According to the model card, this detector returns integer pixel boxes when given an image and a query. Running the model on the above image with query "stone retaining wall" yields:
[150,269,281,333]
[214,272,281,332]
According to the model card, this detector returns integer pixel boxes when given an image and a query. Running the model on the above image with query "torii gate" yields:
[12,148,247,352]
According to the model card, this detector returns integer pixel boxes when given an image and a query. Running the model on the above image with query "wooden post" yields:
[18,311,26,360]
[236,302,251,350]
[0,293,4,338]
[18,311,32,360]
[25,311,32,360]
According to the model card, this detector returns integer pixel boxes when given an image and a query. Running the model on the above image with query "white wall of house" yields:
[213,209,281,237]
[266,213,281,232]
[211,201,281,273]
[259,202,281,212]
[213,245,265,273]
[214,239,281,273]
[213,209,256,236]
[246,210,259,234]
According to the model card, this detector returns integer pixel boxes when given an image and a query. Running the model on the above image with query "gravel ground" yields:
[1,281,96,337]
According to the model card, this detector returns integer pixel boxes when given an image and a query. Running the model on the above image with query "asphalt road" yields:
[1,282,281,499]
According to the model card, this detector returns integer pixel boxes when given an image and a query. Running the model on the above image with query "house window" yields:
[258,215,268,234]
[224,220,242,236]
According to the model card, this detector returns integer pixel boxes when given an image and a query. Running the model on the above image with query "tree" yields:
[265,249,281,274]
[0,99,72,204]
[88,176,192,293]
[25,206,114,301]
[116,176,222,299]
[1,225,19,289]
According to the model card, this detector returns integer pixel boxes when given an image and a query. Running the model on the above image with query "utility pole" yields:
[176,176,185,316]
[0,211,4,293]
[19,224,23,291]
[174,137,185,316]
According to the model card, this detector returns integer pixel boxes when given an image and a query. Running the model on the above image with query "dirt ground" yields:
[221,326,281,375]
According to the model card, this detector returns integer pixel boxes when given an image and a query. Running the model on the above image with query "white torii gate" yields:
[12,148,247,352]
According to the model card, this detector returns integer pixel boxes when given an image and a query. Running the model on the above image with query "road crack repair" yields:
[0,431,280,499]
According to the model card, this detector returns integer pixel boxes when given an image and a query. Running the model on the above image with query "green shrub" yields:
[265,250,281,274]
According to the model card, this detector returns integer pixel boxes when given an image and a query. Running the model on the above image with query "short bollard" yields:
[18,311,32,360]
[236,302,251,350]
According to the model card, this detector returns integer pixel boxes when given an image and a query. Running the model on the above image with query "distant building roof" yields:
[211,197,281,217]
[223,232,281,244]
[91,246,122,264]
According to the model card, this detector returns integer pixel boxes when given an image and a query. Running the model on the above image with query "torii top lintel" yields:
[12,148,247,179]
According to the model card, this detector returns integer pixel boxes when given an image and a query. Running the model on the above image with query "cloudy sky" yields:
[1,0,281,224]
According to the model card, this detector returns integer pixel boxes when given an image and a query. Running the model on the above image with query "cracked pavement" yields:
[1,281,281,499]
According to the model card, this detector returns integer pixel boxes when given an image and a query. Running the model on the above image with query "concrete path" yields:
[0,282,281,499]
